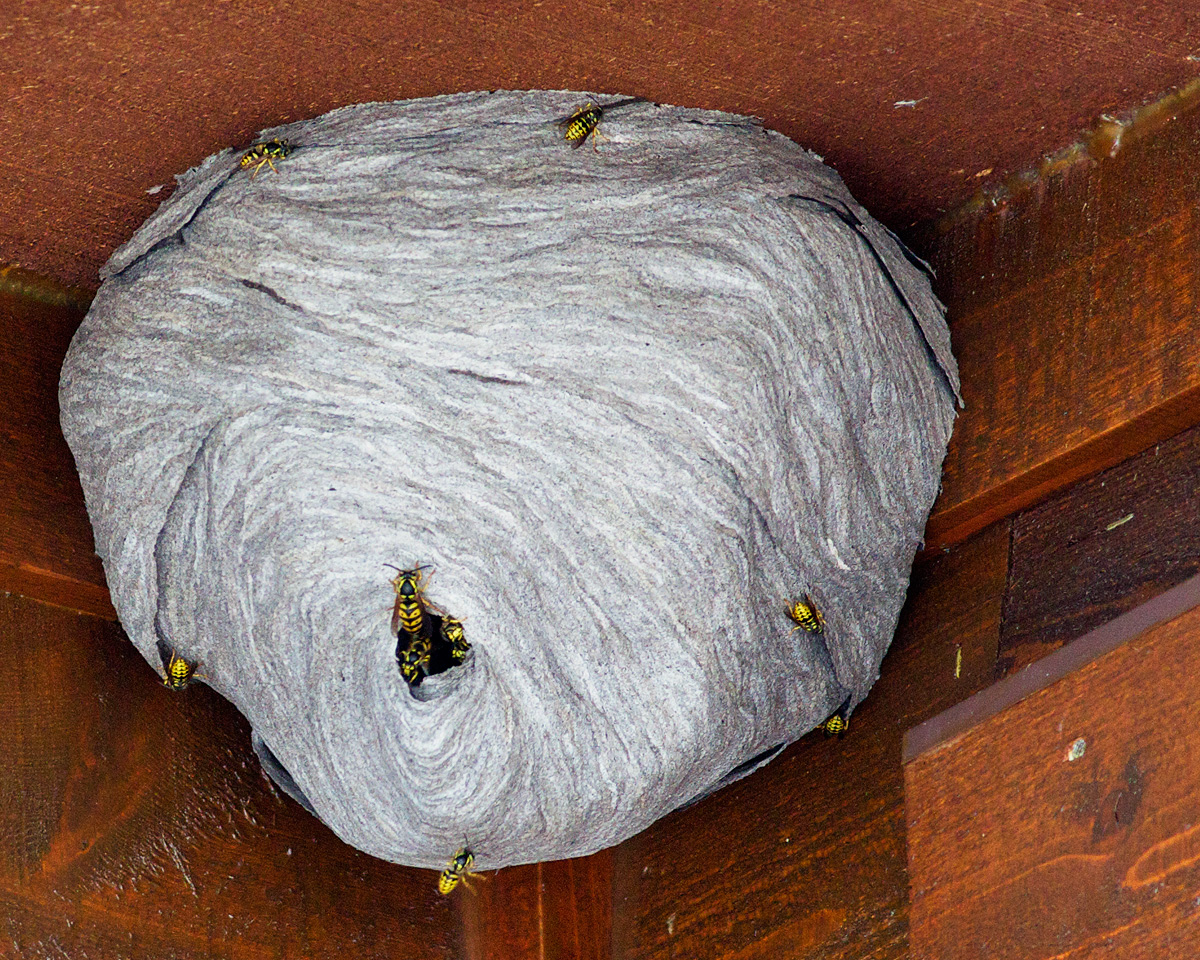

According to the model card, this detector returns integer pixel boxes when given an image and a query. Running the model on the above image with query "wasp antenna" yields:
[600,96,647,111]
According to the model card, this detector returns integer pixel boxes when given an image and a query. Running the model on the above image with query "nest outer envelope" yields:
[60,90,959,870]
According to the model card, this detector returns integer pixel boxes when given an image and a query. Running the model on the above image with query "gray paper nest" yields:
[60,91,959,869]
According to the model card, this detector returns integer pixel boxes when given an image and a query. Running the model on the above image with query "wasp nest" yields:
[60,91,959,870]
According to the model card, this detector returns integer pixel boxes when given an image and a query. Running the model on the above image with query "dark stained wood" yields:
[10,32,1200,622]
[0,593,456,959]
[907,572,1200,764]
[906,590,1200,959]
[0,287,113,619]
[1000,423,1200,676]
[916,86,1200,553]
[6,2,1200,288]
[462,864,542,960]
[462,851,612,960]
[607,522,1008,960]
[541,853,612,960]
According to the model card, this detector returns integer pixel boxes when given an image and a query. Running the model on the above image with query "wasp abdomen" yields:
[162,650,199,690]
[560,105,603,148]
[821,695,852,737]
[240,138,293,177]
[787,594,826,634]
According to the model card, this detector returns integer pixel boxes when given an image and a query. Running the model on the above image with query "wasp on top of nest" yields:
[554,97,645,151]
[240,138,292,178]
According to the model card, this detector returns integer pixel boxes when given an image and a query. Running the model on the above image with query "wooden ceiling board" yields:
[905,583,1200,959]
[5,0,1200,288]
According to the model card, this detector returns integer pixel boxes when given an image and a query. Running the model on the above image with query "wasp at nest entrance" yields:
[438,844,482,895]
[387,565,472,689]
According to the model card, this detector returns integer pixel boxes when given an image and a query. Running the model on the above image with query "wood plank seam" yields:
[904,570,1200,762]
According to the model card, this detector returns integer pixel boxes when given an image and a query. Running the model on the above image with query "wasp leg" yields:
[459,869,484,893]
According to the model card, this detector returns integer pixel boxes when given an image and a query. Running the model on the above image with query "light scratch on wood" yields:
[1106,513,1134,531]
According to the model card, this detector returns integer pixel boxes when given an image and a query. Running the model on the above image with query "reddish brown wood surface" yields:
[906,594,1200,960]
[0,593,455,959]
[541,854,612,960]
[0,289,113,619]
[6,2,1200,289]
[606,522,1008,960]
[462,863,542,960]
[1000,422,1200,676]
[919,88,1200,552]
[463,853,612,960]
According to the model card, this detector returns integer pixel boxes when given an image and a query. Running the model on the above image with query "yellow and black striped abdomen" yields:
[787,594,825,634]
[394,588,423,637]
[560,105,602,148]
[163,651,198,690]
[822,714,847,736]
[389,567,427,638]
[821,695,852,738]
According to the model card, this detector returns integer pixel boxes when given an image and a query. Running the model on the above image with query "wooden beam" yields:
[0,281,112,619]
[1000,422,1200,676]
[0,593,456,958]
[607,522,1008,960]
[906,576,1200,958]
[461,851,612,960]
[8,1,1200,289]
[914,85,1200,552]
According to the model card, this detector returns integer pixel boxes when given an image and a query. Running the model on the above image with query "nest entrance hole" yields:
[395,610,470,689]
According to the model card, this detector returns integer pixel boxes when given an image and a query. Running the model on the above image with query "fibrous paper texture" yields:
[61,91,958,869]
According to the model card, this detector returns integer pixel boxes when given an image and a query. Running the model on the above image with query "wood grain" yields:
[1000,423,1200,676]
[0,289,113,618]
[607,522,1008,960]
[541,853,612,960]
[906,593,1200,960]
[6,1,1200,288]
[0,593,455,959]
[462,850,612,959]
[917,91,1200,552]
[462,863,542,960]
